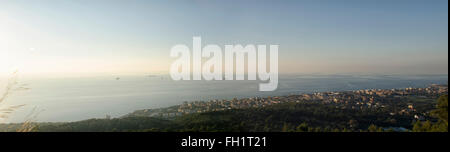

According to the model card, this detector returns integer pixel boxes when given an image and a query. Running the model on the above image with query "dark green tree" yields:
[368,124,383,132]
[413,95,448,132]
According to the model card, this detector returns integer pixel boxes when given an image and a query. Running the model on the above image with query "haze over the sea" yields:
[1,74,447,123]
[0,0,448,123]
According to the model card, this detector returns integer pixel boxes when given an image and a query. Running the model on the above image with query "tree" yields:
[348,119,359,129]
[413,121,432,132]
[282,123,291,132]
[368,124,383,132]
[413,95,448,132]
[295,123,309,132]
[432,95,448,125]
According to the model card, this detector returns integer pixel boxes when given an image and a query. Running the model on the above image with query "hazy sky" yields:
[0,0,448,77]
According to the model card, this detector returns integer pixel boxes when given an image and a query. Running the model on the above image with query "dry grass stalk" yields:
[0,71,36,132]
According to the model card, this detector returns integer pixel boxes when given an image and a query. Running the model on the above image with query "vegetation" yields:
[0,72,25,120]
[1,94,441,132]
[0,72,36,132]
[412,95,448,132]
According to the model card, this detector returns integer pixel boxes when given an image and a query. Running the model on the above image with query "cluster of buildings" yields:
[126,84,448,119]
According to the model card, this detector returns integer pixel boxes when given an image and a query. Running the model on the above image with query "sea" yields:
[0,74,447,123]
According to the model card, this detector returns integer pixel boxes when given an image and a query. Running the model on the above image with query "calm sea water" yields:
[1,74,448,123]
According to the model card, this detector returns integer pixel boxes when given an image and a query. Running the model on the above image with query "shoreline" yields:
[125,83,448,119]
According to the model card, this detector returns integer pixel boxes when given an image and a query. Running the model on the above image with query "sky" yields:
[0,0,448,77]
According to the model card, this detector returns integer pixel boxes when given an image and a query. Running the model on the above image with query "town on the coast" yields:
[125,84,448,121]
